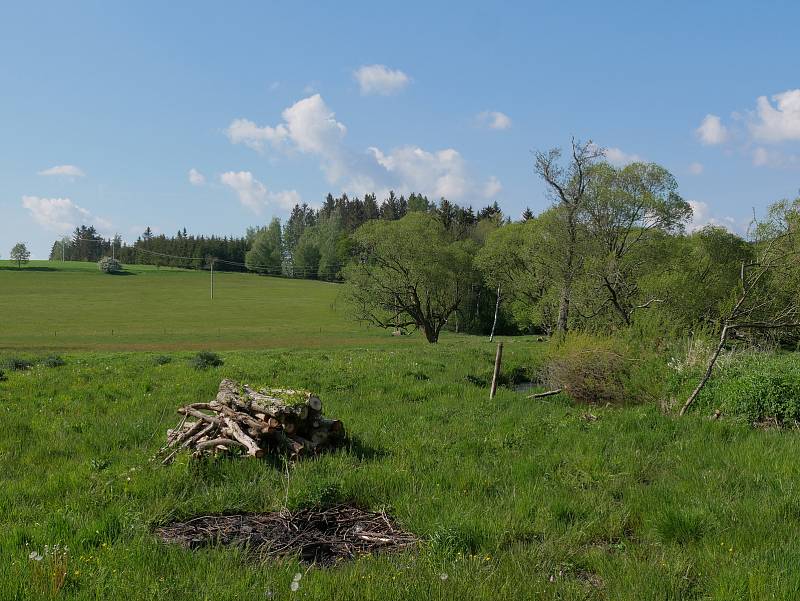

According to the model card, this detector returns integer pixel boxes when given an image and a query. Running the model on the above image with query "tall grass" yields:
[2,338,800,599]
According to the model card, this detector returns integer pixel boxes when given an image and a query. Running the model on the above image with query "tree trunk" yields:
[423,325,439,343]
[679,325,728,416]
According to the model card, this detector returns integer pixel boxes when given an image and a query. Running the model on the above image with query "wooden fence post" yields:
[490,342,503,399]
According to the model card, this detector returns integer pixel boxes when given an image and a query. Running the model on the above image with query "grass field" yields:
[3,262,800,599]
[0,261,388,351]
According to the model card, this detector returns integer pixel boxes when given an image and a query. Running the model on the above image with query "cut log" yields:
[159,379,345,462]
[223,417,264,458]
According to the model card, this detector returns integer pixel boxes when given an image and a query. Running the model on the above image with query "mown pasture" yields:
[0,261,386,351]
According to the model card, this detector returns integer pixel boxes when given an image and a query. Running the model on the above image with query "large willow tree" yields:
[344,213,477,343]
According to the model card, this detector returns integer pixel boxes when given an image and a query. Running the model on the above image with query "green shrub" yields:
[189,351,223,370]
[40,355,66,368]
[696,353,800,423]
[152,355,172,366]
[3,357,32,371]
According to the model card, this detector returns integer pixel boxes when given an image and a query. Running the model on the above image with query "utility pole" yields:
[62,239,65,262]
[210,260,214,300]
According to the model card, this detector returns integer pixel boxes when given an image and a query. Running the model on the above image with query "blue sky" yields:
[2,1,799,258]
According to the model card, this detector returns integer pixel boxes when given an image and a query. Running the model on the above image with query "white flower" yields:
[28,551,43,561]
[440,572,448,581]
[293,572,302,582]
[290,581,300,592]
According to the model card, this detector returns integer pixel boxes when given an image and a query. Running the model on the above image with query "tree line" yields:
[344,140,800,344]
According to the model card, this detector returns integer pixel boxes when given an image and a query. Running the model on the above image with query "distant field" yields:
[0,260,395,351]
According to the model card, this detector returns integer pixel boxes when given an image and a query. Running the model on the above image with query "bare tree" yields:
[680,200,800,415]
[535,139,602,336]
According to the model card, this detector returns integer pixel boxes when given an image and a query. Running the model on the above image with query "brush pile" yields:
[158,379,345,464]
[154,504,419,566]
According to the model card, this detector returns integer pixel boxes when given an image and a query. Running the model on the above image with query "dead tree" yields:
[535,139,603,336]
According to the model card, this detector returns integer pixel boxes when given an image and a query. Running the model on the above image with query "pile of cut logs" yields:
[158,379,345,464]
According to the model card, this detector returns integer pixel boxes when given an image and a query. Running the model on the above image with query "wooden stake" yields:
[490,342,503,399]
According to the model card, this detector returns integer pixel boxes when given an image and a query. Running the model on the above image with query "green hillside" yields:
[0,261,391,350]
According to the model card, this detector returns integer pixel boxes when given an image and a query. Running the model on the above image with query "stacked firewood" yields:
[159,379,345,464]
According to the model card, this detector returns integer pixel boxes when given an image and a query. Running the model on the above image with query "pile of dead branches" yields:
[158,379,345,464]
[154,504,419,566]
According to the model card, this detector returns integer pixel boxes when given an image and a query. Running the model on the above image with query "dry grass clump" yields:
[546,334,630,404]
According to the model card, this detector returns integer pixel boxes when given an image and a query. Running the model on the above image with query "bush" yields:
[98,257,122,273]
[40,355,65,368]
[189,351,223,370]
[694,353,800,423]
[3,357,32,371]
[0,370,6,382]
[546,334,631,404]
[153,355,172,366]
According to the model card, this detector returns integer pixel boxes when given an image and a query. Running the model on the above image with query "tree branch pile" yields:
[158,379,345,464]
[154,504,419,566]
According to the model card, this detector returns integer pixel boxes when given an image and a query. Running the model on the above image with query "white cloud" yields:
[220,171,301,212]
[188,168,206,186]
[227,94,496,202]
[38,164,86,178]
[226,95,346,181]
[482,176,503,198]
[21,196,110,234]
[220,171,267,212]
[353,64,410,96]
[696,114,729,145]
[477,111,512,130]
[604,147,643,166]
[369,146,470,199]
[226,118,288,152]
[687,200,737,232]
[688,161,704,175]
[270,189,303,210]
[750,89,800,142]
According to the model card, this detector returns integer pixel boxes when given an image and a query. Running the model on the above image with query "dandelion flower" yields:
[440,573,448,581]
[293,572,302,582]
[290,581,300,592]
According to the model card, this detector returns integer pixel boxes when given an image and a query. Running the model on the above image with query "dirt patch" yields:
[154,504,419,566]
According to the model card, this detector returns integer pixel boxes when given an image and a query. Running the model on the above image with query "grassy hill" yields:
[0,261,393,351]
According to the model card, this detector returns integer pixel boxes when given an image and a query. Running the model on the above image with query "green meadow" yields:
[0,261,386,351]
[1,263,799,600]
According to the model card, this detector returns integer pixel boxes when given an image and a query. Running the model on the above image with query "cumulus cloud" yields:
[482,176,503,198]
[227,94,497,202]
[477,111,512,130]
[750,89,800,142]
[226,118,288,152]
[603,147,643,166]
[353,64,410,96]
[687,200,737,232]
[220,171,301,213]
[227,95,346,182]
[38,164,86,178]
[696,114,729,145]
[688,161,704,175]
[188,168,206,185]
[22,196,110,233]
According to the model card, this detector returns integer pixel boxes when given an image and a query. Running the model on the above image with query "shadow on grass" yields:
[106,271,136,276]
[0,266,58,272]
